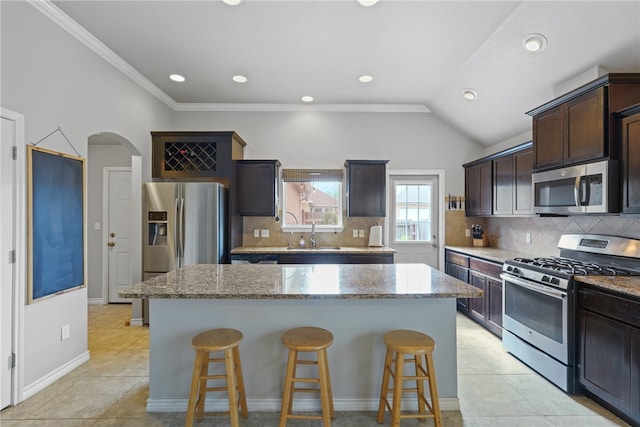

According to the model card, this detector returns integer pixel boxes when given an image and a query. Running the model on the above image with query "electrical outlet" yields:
[261,229,269,238]
[353,230,358,238]
[358,230,365,238]
[525,232,532,243]
[61,324,70,341]
[465,229,471,237]
[253,229,260,238]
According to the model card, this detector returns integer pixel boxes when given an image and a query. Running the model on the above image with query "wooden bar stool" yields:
[377,329,442,427]
[279,326,335,427]
[185,328,248,427]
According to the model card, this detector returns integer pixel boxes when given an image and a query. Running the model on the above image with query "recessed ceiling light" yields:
[523,33,548,52]
[462,89,478,101]
[232,75,248,83]
[222,0,242,5]
[301,96,314,103]
[358,75,374,83]
[169,74,185,82]
[358,0,379,6]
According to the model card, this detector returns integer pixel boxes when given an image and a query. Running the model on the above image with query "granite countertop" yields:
[445,246,541,264]
[231,246,396,254]
[576,275,640,299]
[119,263,481,300]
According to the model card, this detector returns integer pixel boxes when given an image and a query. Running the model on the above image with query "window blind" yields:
[281,169,343,182]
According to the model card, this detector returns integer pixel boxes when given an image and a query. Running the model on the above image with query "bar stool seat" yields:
[185,328,248,427]
[377,329,442,427]
[279,327,335,426]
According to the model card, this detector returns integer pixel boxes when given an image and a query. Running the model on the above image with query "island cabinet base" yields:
[146,298,460,412]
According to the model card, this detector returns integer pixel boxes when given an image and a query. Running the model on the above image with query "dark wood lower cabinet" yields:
[445,249,502,337]
[487,277,503,333]
[469,272,487,320]
[579,310,631,412]
[445,252,470,313]
[277,253,393,264]
[578,285,640,426]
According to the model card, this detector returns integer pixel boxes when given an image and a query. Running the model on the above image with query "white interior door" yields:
[388,174,439,268]
[1,116,15,409]
[105,168,132,303]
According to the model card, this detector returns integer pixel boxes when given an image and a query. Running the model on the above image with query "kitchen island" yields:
[119,263,481,413]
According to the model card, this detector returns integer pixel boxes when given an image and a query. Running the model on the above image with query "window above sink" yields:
[281,168,343,233]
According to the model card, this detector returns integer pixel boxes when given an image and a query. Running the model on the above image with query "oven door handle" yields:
[501,274,567,299]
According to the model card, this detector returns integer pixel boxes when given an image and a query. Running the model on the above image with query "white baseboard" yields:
[87,298,105,305]
[146,397,460,413]
[21,351,90,401]
[129,317,144,327]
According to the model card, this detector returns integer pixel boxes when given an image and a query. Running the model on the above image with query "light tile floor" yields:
[0,304,630,426]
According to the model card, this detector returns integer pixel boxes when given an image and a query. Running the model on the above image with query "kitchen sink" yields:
[286,246,341,251]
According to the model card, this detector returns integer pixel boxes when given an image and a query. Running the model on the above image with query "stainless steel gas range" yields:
[501,234,640,394]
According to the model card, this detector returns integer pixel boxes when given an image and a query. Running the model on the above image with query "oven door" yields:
[502,273,569,364]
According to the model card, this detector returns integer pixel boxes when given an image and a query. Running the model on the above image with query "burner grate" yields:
[512,256,636,276]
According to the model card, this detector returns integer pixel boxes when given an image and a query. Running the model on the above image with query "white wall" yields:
[174,111,484,195]
[1,2,173,394]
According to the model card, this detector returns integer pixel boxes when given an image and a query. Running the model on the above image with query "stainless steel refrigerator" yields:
[142,182,227,322]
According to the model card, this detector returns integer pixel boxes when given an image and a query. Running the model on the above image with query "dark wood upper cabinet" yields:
[465,160,492,217]
[532,88,604,170]
[532,105,564,170]
[493,155,513,216]
[345,160,388,217]
[513,148,533,215]
[493,146,533,216]
[234,160,280,217]
[465,142,532,217]
[528,73,640,172]
[620,109,640,214]
[151,131,246,180]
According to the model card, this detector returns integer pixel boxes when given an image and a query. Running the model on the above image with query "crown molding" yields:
[29,0,177,109]
[31,0,430,114]
[174,103,430,113]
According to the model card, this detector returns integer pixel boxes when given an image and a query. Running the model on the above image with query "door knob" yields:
[107,242,116,247]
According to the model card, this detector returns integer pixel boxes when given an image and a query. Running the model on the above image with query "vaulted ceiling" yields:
[51,0,640,146]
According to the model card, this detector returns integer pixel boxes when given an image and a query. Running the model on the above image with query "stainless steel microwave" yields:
[532,159,619,215]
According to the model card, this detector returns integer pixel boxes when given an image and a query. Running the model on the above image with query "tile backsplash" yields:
[445,210,640,256]
[242,214,383,247]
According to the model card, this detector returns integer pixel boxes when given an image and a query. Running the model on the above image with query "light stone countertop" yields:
[576,275,640,299]
[445,246,542,264]
[119,263,481,299]
[446,246,640,299]
[231,246,396,254]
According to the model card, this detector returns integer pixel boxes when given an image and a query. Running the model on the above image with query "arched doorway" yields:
[87,132,143,324]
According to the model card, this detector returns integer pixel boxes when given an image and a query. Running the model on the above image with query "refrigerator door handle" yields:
[174,198,180,262]
[178,197,185,266]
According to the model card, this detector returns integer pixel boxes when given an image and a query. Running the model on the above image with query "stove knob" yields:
[541,275,550,283]
[550,277,560,285]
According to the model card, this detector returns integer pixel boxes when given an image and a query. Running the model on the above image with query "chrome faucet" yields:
[310,222,317,248]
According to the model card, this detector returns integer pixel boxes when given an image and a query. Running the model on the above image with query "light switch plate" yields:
[261,229,269,238]
[525,232,532,243]
[353,230,358,238]
[94,222,101,231]
[254,229,260,238]
[465,229,470,237]
[358,230,365,238]
[61,324,70,341]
